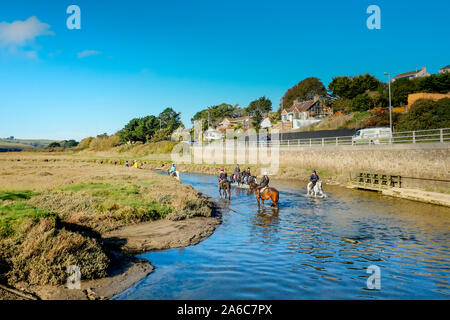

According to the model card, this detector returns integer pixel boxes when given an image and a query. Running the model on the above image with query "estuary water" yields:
[114,172,450,299]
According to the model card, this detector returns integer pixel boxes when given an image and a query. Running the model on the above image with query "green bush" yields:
[396,98,450,131]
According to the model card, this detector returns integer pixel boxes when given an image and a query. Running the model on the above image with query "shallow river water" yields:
[114,172,450,299]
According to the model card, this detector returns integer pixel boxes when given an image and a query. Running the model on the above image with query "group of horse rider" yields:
[169,162,319,195]
[219,166,320,192]
[218,165,270,195]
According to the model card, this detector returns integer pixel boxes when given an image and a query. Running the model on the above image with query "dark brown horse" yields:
[219,179,231,200]
[249,183,279,207]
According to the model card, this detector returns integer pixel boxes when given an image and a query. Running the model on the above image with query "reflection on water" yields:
[114,173,450,300]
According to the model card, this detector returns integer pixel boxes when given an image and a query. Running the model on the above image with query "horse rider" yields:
[257,171,270,195]
[218,168,228,188]
[169,163,176,176]
[310,170,319,188]
[244,167,252,184]
[234,164,241,182]
[241,168,248,183]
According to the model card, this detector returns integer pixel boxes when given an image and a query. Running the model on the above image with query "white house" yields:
[260,114,272,129]
[439,65,450,74]
[392,66,430,82]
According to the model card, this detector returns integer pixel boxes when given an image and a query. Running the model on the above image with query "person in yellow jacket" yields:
[133,160,139,168]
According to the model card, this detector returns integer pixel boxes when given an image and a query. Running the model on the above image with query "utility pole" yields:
[384,72,393,133]
[206,111,210,129]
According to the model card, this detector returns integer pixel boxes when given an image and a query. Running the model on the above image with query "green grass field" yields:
[0,138,59,149]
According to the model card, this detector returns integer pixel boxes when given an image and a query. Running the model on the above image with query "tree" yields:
[47,142,61,148]
[328,73,381,100]
[150,127,172,142]
[328,76,353,99]
[245,97,272,130]
[63,140,79,148]
[329,97,353,113]
[396,98,450,131]
[119,116,159,143]
[252,109,263,131]
[281,77,326,110]
[191,103,240,129]
[351,93,373,112]
[391,78,418,107]
[158,107,182,133]
[245,96,272,116]
[416,72,450,93]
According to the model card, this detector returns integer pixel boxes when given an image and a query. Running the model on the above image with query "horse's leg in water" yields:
[227,185,231,200]
[272,191,279,207]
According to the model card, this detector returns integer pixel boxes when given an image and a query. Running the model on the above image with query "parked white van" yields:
[352,127,392,144]
[205,128,224,141]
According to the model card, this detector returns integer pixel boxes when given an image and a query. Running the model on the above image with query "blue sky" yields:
[0,0,449,140]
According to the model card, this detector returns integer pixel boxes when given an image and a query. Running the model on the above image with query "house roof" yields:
[393,69,421,79]
[282,99,317,113]
[220,116,251,123]
[440,65,450,70]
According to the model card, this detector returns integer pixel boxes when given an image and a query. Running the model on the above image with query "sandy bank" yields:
[104,216,221,254]
[3,215,221,300]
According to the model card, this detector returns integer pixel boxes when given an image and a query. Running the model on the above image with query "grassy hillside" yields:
[0,138,59,149]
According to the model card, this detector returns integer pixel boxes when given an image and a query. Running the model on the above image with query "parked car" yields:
[352,127,392,144]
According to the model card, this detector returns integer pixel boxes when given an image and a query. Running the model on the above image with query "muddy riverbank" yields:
[9,216,221,300]
[0,158,221,300]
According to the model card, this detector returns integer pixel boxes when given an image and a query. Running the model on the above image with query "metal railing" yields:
[258,127,450,147]
[192,128,450,148]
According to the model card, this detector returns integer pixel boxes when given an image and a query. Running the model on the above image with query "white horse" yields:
[169,170,180,181]
[307,180,326,198]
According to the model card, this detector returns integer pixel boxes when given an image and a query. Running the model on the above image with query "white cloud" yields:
[23,50,38,59]
[77,50,102,59]
[0,16,54,47]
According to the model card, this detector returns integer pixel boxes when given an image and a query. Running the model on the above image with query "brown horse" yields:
[249,183,279,207]
[219,179,231,200]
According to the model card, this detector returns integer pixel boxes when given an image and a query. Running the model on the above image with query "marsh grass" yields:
[0,201,55,237]
[0,159,213,286]
[0,190,36,201]
[60,182,173,224]
[0,202,108,286]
